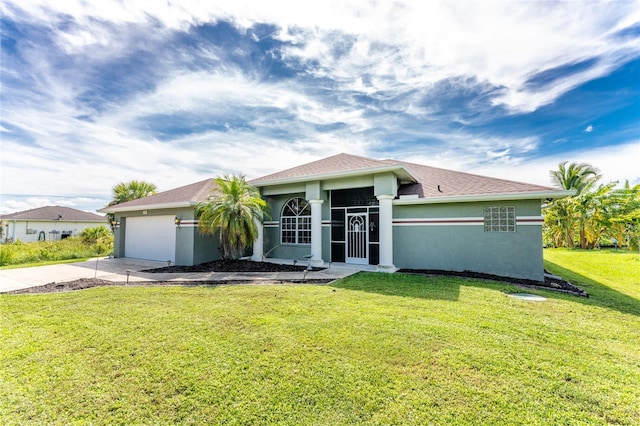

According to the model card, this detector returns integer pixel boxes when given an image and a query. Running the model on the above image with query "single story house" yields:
[1,206,107,243]
[100,153,572,281]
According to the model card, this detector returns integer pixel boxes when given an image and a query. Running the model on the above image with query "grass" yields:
[1,252,639,424]
[544,248,639,298]
[0,257,95,270]
[0,237,112,267]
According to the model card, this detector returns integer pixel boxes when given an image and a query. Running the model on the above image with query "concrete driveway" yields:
[0,258,362,293]
[0,258,169,292]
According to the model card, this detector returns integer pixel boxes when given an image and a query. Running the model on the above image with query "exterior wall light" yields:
[174,216,182,228]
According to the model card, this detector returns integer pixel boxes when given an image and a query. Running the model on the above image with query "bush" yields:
[0,245,13,266]
[80,226,112,244]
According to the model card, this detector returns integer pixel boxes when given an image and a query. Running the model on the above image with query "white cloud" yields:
[465,141,640,188]
[1,0,639,213]
[0,196,107,215]
[585,125,594,132]
[5,0,639,114]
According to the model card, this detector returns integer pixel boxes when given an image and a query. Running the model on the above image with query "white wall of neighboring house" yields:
[2,220,107,243]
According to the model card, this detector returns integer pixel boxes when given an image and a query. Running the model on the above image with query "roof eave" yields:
[99,201,198,214]
[0,218,106,221]
[394,190,575,205]
[252,165,418,187]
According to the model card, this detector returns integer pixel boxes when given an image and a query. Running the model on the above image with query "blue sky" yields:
[1,0,639,214]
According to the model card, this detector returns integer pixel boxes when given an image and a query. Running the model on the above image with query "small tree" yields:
[80,226,112,244]
[197,175,267,260]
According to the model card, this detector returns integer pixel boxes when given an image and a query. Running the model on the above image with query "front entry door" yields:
[346,213,368,264]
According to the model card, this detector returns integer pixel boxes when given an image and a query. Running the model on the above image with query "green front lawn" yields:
[1,251,638,424]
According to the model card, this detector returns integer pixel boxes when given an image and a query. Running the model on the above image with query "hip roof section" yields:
[1,206,106,221]
[100,179,218,213]
[251,153,562,199]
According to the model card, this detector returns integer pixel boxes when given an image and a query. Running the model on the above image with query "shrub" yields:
[80,226,112,244]
[0,245,13,266]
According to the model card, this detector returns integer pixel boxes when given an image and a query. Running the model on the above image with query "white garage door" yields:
[125,216,176,262]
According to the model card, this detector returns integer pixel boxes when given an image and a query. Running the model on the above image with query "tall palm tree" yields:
[106,180,157,228]
[109,180,158,206]
[549,161,601,195]
[197,175,267,260]
[547,162,601,247]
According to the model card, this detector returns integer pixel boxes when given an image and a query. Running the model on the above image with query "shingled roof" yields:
[392,159,556,198]
[250,153,417,185]
[1,206,106,222]
[251,153,561,200]
[99,179,218,213]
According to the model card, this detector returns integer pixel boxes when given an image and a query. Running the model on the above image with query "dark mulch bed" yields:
[6,277,333,294]
[4,260,328,295]
[398,268,588,297]
[143,259,323,273]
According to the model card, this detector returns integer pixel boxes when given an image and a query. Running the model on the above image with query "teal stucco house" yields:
[101,153,571,282]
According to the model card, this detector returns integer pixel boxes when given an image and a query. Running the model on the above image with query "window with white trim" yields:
[281,198,311,244]
[484,206,516,232]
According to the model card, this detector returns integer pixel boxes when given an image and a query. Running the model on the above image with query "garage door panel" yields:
[125,216,176,262]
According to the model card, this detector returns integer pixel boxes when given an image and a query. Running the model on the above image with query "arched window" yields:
[281,198,311,244]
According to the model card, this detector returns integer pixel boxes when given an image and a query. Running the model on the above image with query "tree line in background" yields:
[544,161,640,251]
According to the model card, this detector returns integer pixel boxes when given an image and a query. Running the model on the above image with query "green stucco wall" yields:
[263,192,313,261]
[392,200,544,281]
[257,178,545,282]
[113,207,221,266]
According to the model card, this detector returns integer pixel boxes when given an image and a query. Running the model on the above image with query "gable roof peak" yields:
[250,152,411,185]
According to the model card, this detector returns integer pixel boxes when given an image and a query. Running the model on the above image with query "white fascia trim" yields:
[99,201,196,214]
[392,190,575,205]
[252,165,418,187]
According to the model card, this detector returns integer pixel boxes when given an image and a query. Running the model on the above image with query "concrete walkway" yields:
[0,258,365,293]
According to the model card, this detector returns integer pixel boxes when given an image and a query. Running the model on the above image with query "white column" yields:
[309,199,324,267]
[377,195,397,273]
[250,215,264,262]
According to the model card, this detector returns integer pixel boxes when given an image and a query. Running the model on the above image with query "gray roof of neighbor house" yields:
[99,179,218,213]
[0,206,106,222]
[251,153,571,201]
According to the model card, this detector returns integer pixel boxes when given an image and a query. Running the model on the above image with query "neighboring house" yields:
[1,206,107,243]
[101,153,572,281]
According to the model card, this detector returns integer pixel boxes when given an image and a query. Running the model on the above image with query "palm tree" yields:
[106,180,157,229]
[197,175,267,260]
[80,225,112,245]
[549,161,601,195]
[109,180,157,206]
[547,162,601,247]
